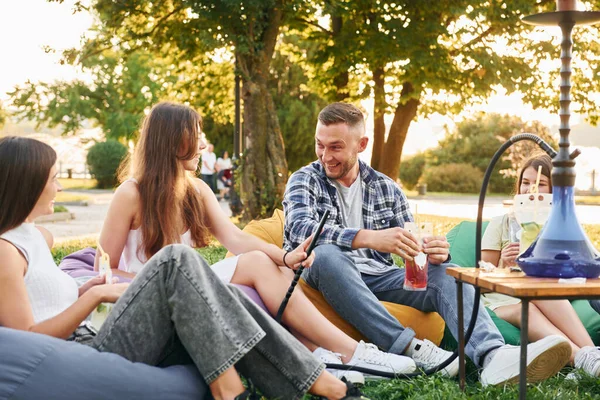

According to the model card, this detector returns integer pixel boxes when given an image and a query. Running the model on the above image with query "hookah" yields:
[515,1,600,278]
[276,1,600,380]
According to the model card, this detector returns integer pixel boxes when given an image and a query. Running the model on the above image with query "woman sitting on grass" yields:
[0,136,369,400]
[481,153,600,376]
[96,101,415,382]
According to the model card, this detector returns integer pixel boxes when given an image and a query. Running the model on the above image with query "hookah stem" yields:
[275,210,330,323]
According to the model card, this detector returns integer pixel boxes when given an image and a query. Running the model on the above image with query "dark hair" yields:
[119,102,210,260]
[515,153,553,194]
[318,103,365,130]
[0,136,57,235]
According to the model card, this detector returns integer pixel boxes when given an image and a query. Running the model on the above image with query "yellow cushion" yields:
[227,209,445,345]
[225,209,285,258]
[299,279,445,345]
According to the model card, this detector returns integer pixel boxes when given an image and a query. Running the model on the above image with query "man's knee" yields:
[304,244,358,287]
[428,262,450,281]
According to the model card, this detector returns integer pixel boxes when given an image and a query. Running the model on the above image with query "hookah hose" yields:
[275,210,330,323]
[275,134,557,379]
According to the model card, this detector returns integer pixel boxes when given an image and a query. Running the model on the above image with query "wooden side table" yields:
[446,267,600,400]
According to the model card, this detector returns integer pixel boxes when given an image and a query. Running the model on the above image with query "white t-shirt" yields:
[216,157,232,170]
[332,176,393,275]
[201,151,217,175]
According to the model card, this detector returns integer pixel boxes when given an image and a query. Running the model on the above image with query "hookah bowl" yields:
[517,8,600,278]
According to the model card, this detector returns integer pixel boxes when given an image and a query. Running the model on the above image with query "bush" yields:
[86,140,128,188]
[420,163,483,193]
[399,153,427,190]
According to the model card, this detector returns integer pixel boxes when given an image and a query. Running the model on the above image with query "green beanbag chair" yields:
[442,220,600,348]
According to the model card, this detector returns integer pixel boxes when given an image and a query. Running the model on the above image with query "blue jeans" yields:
[303,244,505,367]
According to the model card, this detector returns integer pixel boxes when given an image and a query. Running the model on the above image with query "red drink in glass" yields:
[404,253,429,291]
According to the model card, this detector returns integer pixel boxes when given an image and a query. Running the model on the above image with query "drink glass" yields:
[403,222,433,291]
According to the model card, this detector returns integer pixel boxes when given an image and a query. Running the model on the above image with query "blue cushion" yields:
[0,327,208,400]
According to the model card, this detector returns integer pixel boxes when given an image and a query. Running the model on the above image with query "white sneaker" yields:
[408,339,459,377]
[313,347,365,385]
[346,341,416,379]
[575,346,600,377]
[480,335,571,386]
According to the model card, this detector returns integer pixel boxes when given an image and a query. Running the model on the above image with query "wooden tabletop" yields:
[447,267,600,298]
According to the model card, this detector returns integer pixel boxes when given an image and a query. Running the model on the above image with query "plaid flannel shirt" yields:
[283,160,414,267]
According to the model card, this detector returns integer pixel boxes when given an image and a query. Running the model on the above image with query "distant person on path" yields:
[283,102,572,386]
[216,151,232,201]
[201,143,217,193]
[481,153,600,375]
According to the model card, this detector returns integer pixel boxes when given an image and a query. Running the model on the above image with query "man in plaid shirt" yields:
[283,102,570,385]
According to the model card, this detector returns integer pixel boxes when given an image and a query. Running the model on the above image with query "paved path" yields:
[41,190,600,242]
[40,190,232,242]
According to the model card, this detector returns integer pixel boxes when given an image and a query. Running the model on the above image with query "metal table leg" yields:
[519,299,529,400]
[456,280,466,391]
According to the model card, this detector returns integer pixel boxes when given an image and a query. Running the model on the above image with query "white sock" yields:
[405,338,424,357]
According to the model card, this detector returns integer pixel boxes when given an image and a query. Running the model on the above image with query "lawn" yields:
[58,178,99,190]
[55,192,91,204]
[51,215,600,399]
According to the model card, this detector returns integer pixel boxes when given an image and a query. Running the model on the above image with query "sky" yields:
[0,0,93,99]
[1,0,599,190]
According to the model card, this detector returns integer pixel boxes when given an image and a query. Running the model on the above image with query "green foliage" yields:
[269,36,327,172]
[86,140,128,188]
[9,51,173,140]
[399,153,427,190]
[53,205,69,213]
[429,113,557,193]
[298,1,600,179]
[420,163,483,193]
[0,101,6,128]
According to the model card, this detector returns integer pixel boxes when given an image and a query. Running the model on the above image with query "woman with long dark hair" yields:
[0,136,367,400]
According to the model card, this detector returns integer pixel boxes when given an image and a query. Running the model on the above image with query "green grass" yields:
[575,196,600,206]
[53,205,69,213]
[55,192,91,203]
[58,178,99,190]
[52,216,600,399]
[403,190,506,199]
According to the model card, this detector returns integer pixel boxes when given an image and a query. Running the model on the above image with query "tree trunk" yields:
[331,15,349,102]
[371,66,386,171]
[379,82,420,180]
[236,5,288,220]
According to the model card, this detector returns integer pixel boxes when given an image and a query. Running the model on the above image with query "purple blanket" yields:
[59,248,268,312]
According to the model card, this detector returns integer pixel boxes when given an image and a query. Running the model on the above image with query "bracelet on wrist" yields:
[283,251,291,268]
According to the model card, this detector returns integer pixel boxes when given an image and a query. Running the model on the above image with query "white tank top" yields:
[119,228,193,273]
[118,178,194,273]
[1,223,79,324]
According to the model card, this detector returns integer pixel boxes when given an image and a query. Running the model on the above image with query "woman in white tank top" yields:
[0,135,368,400]
[97,102,417,382]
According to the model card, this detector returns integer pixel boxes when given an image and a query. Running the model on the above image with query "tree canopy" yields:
[9,0,600,218]
[404,113,558,193]
[301,0,600,179]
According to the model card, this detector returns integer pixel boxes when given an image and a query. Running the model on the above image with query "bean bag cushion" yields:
[227,209,446,346]
[0,327,208,400]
